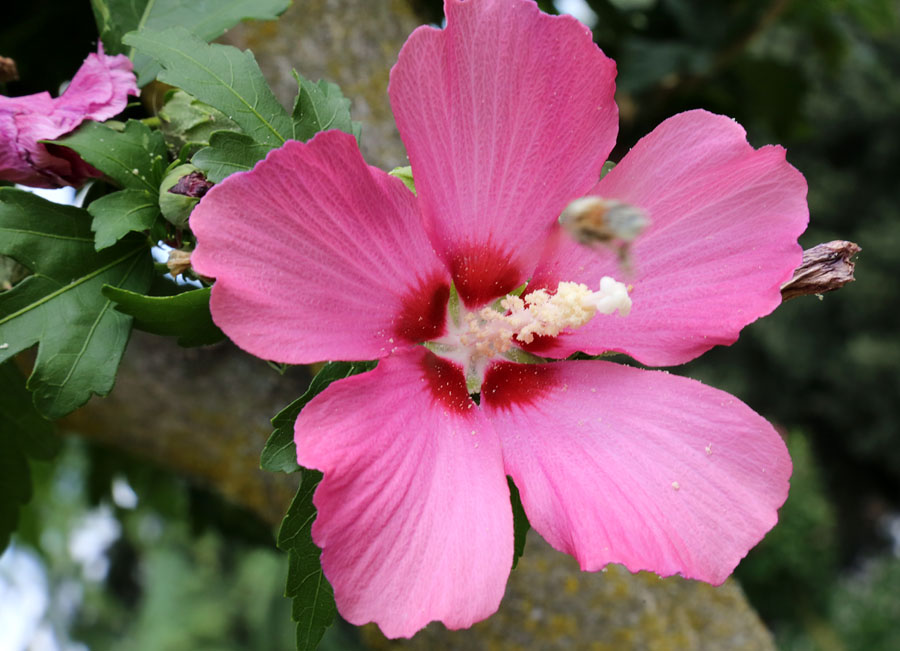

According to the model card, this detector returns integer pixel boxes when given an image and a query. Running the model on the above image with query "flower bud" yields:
[159,164,210,226]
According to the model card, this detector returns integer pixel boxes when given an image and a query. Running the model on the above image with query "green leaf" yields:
[388,166,415,194]
[262,361,377,474]
[101,285,224,347]
[0,189,153,419]
[508,476,530,569]
[51,120,168,193]
[91,0,146,55]
[291,73,361,143]
[159,89,241,154]
[600,160,616,179]
[0,361,58,553]
[124,28,293,148]
[277,469,335,651]
[91,0,290,85]
[88,189,161,250]
[192,131,272,183]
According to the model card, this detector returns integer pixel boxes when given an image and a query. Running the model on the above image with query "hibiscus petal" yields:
[53,45,138,127]
[0,47,136,188]
[482,359,791,584]
[295,347,512,638]
[0,106,55,186]
[529,110,808,366]
[389,0,618,307]
[191,130,452,363]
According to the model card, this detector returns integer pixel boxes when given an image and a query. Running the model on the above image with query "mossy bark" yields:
[220,0,420,170]
[364,536,775,650]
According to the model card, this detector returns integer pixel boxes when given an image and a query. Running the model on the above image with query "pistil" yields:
[430,278,631,393]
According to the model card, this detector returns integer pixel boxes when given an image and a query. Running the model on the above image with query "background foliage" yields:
[2,0,899,649]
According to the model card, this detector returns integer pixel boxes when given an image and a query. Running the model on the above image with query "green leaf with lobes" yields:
[101,285,224,347]
[0,361,58,554]
[88,189,161,251]
[193,72,362,183]
[90,0,291,85]
[278,469,335,651]
[124,28,293,148]
[0,189,153,420]
[291,73,361,143]
[261,361,378,474]
[192,131,272,184]
[159,89,241,154]
[51,120,168,194]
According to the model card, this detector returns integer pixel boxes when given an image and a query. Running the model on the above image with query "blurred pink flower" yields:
[0,45,137,188]
[191,0,808,638]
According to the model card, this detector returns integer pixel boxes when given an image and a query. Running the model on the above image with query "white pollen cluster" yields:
[460,278,631,359]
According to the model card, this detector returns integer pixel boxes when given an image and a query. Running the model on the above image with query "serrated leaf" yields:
[0,189,152,419]
[159,89,241,154]
[193,131,272,183]
[91,0,290,85]
[0,361,57,553]
[101,285,224,347]
[291,73,361,143]
[124,28,292,148]
[277,469,335,651]
[51,120,168,193]
[262,361,377,474]
[508,476,530,569]
[89,189,160,250]
[90,0,143,55]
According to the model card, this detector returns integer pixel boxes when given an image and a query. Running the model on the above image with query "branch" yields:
[781,240,861,301]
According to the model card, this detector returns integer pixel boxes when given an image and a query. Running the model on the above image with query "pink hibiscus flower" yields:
[0,45,137,188]
[190,0,808,638]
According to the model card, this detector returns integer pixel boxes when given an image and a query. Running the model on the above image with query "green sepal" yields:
[447,282,460,328]
[487,282,529,314]
[101,285,224,347]
[502,347,546,365]
[277,469,336,651]
[509,282,528,297]
[600,160,616,179]
[508,476,530,569]
[261,361,377,474]
[388,166,415,194]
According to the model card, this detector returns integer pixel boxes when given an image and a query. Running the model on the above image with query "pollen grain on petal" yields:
[448,241,524,308]
[481,362,556,412]
[395,273,451,343]
[420,350,474,415]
